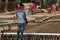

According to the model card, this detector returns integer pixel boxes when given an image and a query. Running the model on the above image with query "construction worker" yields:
[16,3,28,40]
[30,1,35,15]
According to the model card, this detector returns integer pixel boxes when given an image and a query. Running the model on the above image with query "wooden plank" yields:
[32,14,60,17]
[0,15,15,18]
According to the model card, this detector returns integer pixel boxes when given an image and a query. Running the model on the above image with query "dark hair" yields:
[20,3,24,6]
[32,1,35,3]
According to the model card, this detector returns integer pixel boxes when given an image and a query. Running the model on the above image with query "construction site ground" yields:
[25,11,60,33]
[0,11,60,33]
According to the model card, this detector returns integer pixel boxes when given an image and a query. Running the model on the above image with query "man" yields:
[52,3,57,14]
[30,1,35,15]
[16,3,27,40]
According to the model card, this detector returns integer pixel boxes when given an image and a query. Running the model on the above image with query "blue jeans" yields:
[16,23,25,40]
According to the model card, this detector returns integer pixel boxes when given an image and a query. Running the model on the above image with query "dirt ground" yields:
[0,11,60,33]
[24,11,60,33]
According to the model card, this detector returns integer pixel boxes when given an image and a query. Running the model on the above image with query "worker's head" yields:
[16,3,24,10]
[19,3,24,9]
[31,1,35,3]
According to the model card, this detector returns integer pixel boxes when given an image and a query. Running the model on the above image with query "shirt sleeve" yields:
[16,12,18,18]
[23,11,26,20]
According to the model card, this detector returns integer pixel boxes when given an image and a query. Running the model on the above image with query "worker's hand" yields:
[14,16,16,18]
[25,19,28,25]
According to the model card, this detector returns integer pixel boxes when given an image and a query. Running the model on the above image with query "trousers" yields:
[16,23,25,40]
